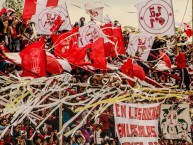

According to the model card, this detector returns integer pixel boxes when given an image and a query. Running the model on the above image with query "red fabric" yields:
[133,63,146,80]
[90,38,107,70]
[99,113,109,131]
[160,52,171,68]
[46,55,63,74]
[19,38,46,78]
[22,0,37,20]
[0,8,6,15]
[184,23,192,38]
[50,15,63,33]
[176,53,186,68]
[120,58,135,86]
[46,0,58,7]
[66,44,91,66]
[52,28,79,58]
[101,23,116,57]
[112,26,126,55]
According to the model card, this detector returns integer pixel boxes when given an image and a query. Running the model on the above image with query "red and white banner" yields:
[79,22,109,47]
[26,0,72,34]
[114,102,160,145]
[127,33,155,61]
[85,3,104,22]
[136,0,175,35]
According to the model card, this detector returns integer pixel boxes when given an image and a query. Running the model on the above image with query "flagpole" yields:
[59,91,63,145]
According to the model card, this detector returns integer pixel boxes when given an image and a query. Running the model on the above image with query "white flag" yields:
[127,33,155,61]
[85,3,104,22]
[78,22,109,47]
[31,0,72,34]
[103,14,112,24]
[136,0,175,35]
[0,0,6,9]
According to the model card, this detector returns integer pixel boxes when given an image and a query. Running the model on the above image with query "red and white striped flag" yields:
[184,23,192,38]
[23,0,72,34]
[84,2,104,22]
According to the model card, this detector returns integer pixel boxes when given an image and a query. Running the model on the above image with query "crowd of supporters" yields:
[0,6,193,145]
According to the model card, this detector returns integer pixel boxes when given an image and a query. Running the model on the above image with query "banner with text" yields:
[114,102,160,145]
[160,104,192,144]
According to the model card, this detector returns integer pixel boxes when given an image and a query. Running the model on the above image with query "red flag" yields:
[90,38,107,70]
[0,8,6,15]
[66,44,92,66]
[101,23,116,57]
[46,55,63,74]
[22,0,37,20]
[184,23,192,38]
[52,28,79,58]
[19,38,46,78]
[120,59,145,86]
[160,52,171,68]
[133,64,146,81]
[50,15,63,33]
[22,0,59,21]
[112,26,126,55]
[64,38,107,70]
[120,58,134,86]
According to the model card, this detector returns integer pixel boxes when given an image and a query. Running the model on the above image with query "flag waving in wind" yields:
[23,0,72,34]
[136,0,175,35]
[79,22,109,47]
[19,38,46,78]
[84,2,104,22]
[52,27,79,58]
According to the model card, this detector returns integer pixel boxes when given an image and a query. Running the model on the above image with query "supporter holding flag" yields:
[176,46,193,90]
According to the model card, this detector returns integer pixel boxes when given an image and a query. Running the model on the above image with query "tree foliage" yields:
[5,0,24,17]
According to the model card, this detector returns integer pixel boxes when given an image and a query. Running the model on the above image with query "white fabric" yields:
[57,59,72,72]
[114,102,160,145]
[103,14,112,24]
[85,3,104,22]
[0,0,6,9]
[78,22,109,47]
[31,0,72,34]
[127,33,155,61]
[136,0,175,35]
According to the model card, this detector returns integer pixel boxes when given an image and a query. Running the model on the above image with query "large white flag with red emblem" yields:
[78,22,109,47]
[23,0,72,34]
[136,0,175,35]
[84,2,104,22]
[127,33,155,61]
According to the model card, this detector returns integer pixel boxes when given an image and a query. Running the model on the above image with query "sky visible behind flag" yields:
[65,0,192,27]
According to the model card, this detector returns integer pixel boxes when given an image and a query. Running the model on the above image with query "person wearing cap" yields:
[176,46,193,90]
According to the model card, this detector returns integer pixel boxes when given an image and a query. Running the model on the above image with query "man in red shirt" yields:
[0,36,7,71]
[176,46,192,90]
